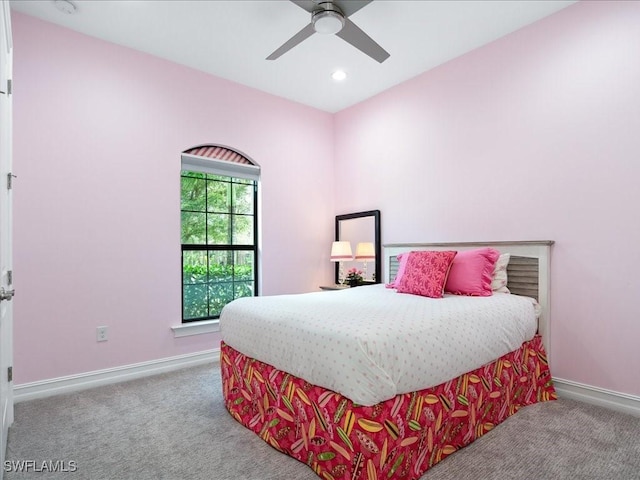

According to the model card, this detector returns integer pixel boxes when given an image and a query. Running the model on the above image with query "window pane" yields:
[181,163,257,322]
[232,183,254,215]
[207,213,231,244]
[183,284,208,320]
[233,215,253,244]
[181,170,206,179]
[181,176,206,212]
[207,174,228,182]
[208,282,234,317]
[181,212,206,244]
[183,251,208,284]
[234,281,254,299]
[207,180,230,213]
[234,251,254,281]
[233,177,253,185]
[209,250,233,282]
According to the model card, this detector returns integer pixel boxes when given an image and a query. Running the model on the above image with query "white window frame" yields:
[173,147,261,337]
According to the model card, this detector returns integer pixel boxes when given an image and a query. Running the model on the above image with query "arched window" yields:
[180,145,259,322]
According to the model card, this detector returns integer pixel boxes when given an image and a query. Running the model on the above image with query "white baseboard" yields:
[553,377,640,418]
[14,358,639,418]
[13,348,220,403]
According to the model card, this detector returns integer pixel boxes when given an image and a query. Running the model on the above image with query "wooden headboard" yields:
[384,241,554,360]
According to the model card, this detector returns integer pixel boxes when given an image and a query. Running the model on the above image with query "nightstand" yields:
[319,285,350,291]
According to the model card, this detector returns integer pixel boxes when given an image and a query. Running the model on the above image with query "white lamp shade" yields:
[330,241,353,261]
[355,242,375,261]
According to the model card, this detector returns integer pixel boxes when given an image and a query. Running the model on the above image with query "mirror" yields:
[335,210,381,284]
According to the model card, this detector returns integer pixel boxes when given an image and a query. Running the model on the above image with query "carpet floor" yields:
[5,363,640,479]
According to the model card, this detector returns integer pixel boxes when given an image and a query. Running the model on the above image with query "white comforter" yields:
[220,284,538,406]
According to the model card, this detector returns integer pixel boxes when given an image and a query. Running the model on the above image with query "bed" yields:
[220,241,556,480]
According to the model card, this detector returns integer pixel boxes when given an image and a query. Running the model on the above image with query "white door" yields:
[0,0,13,476]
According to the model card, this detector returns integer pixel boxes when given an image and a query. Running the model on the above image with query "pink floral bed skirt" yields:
[221,335,556,480]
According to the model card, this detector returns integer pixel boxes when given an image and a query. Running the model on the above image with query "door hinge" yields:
[0,79,10,95]
[7,366,12,383]
[7,270,12,285]
[7,172,16,189]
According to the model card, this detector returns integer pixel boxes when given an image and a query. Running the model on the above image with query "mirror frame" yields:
[334,210,381,285]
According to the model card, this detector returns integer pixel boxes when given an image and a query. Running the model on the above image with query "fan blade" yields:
[290,0,318,14]
[266,23,315,60]
[336,18,390,63]
[334,0,371,18]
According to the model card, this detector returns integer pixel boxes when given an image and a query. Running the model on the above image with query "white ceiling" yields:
[9,0,578,113]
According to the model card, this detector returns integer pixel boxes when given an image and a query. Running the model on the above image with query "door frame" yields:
[0,1,13,477]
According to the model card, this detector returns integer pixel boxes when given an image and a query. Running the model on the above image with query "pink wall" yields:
[12,1,640,399]
[334,1,640,396]
[11,13,335,384]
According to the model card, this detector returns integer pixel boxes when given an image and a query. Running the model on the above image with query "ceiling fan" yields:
[266,0,390,63]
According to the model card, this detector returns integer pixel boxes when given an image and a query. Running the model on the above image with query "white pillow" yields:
[491,253,510,294]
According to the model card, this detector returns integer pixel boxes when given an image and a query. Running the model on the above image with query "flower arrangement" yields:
[345,267,363,286]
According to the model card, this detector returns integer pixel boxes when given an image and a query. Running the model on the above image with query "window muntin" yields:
[181,171,257,322]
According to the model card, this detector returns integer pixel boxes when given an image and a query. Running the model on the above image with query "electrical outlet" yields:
[96,326,108,342]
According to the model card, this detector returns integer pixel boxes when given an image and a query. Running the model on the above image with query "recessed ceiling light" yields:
[54,0,77,15]
[332,70,347,81]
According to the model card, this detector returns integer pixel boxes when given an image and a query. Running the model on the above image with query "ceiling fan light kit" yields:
[267,0,390,64]
[313,10,345,35]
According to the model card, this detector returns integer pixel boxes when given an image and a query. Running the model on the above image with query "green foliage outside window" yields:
[181,170,256,321]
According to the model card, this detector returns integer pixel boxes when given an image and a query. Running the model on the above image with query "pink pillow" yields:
[396,251,457,298]
[445,248,500,296]
[385,253,409,288]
